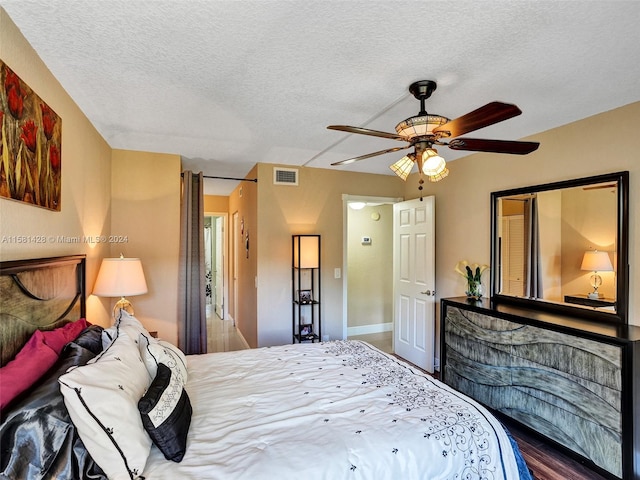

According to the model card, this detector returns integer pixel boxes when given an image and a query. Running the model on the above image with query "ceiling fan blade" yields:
[433,102,522,138]
[327,125,407,141]
[447,138,540,155]
[331,146,410,166]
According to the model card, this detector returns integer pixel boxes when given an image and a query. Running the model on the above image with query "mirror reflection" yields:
[492,172,628,321]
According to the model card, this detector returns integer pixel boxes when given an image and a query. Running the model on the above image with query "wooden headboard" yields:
[0,254,86,366]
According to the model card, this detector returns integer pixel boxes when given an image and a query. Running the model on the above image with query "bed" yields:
[0,255,531,480]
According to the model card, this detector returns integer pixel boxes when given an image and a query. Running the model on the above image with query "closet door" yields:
[501,215,524,296]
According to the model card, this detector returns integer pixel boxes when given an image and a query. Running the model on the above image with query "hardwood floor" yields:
[208,327,609,479]
[504,419,609,480]
[205,305,248,353]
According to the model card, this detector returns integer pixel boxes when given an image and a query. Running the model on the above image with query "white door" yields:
[393,196,435,372]
[215,216,225,318]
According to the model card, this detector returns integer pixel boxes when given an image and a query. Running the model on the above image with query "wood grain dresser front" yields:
[441,297,640,480]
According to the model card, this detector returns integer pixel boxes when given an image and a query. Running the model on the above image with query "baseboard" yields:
[236,326,250,349]
[347,322,393,336]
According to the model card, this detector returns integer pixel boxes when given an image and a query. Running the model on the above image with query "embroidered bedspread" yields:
[142,340,526,479]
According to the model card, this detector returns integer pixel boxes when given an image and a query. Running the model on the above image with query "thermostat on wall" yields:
[361,236,371,245]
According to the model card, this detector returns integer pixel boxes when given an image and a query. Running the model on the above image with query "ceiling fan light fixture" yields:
[395,115,449,139]
[389,154,415,181]
[427,167,449,182]
[421,148,447,176]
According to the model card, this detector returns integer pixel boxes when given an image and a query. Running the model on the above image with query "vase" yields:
[466,279,483,300]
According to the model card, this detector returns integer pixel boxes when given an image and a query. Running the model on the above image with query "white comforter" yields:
[142,341,523,479]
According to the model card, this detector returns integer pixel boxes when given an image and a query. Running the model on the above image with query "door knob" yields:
[421,290,435,296]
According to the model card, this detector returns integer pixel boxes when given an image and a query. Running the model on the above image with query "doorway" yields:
[342,195,401,353]
[204,214,226,319]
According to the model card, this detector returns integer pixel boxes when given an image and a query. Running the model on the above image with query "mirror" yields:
[490,171,629,323]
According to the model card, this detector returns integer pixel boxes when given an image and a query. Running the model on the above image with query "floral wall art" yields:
[0,60,62,211]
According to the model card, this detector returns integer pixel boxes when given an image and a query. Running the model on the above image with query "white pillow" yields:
[102,310,150,350]
[139,334,188,385]
[59,329,152,480]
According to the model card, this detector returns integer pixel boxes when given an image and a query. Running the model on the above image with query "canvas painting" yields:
[0,60,62,211]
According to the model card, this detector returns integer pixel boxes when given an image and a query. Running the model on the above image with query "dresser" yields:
[440,297,640,479]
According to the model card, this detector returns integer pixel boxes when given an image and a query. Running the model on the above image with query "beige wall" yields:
[110,150,181,343]
[538,190,562,301]
[347,204,393,330]
[0,8,113,328]
[256,163,405,346]
[204,194,228,213]
[561,186,617,299]
[409,100,640,347]
[228,166,259,347]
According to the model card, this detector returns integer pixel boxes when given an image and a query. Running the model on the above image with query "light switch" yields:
[334,268,341,279]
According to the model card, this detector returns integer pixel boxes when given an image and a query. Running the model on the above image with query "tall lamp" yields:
[93,255,148,319]
[580,250,613,299]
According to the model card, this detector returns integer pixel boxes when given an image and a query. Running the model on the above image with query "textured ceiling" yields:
[2,1,640,194]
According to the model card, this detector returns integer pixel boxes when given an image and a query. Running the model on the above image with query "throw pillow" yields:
[138,363,192,462]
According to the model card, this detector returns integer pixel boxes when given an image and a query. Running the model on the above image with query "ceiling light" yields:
[395,115,449,139]
[349,202,366,210]
[421,148,446,173]
[427,167,449,182]
[389,154,415,181]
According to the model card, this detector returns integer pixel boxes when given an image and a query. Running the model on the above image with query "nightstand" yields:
[564,294,616,309]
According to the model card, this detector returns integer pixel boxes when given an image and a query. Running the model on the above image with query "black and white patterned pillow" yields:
[58,329,152,479]
[139,334,188,384]
[138,363,192,462]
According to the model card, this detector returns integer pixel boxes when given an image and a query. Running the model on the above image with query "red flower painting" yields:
[49,144,60,171]
[4,68,24,119]
[20,120,38,153]
[40,103,56,140]
[0,59,62,210]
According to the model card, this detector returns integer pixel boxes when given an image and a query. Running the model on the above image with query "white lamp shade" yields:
[580,251,613,272]
[93,257,148,297]
[421,149,447,176]
[293,236,319,269]
[389,154,415,181]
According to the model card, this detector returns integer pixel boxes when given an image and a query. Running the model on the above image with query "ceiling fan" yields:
[328,80,539,194]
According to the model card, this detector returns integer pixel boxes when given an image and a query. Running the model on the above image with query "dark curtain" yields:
[178,170,207,354]
[523,196,543,298]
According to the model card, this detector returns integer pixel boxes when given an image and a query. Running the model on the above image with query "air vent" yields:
[273,167,298,186]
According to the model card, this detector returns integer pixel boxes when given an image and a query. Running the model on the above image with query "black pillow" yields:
[71,324,104,354]
[138,363,192,462]
[0,342,106,479]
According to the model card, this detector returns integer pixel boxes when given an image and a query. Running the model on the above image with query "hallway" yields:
[206,305,248,353]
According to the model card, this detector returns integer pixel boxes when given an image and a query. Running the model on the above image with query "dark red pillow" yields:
[42,318,90,353]
[0,330,58,411]
[0,319,90,411]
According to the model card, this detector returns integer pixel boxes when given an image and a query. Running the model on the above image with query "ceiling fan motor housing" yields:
[395,115,450,140]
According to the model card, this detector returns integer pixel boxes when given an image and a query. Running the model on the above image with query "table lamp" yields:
[93,255,148,319]
[580,250,613,299]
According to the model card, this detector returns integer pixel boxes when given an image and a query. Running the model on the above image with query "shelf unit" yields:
[292,235,321,343]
